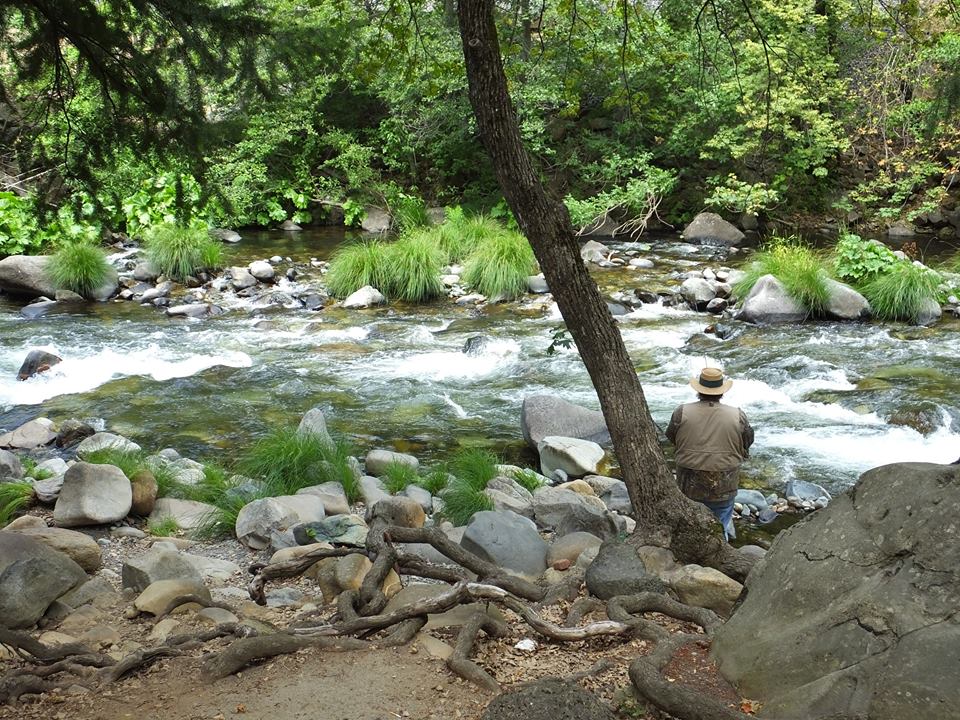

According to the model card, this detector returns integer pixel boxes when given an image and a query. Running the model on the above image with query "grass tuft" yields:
[83,448,146,479]
[382,230,445,302]
[0,481,35,527]
[438,449,499,526]
[144,223,223,282]
[733,239,830,316]
[46,241,112,297]
[381,461,419,494]
[860,262,942,323]
[461,226,537,300]
[237,427,333,495]
[391,194,430,233]
[417,466,451,496]
[147,517,180,537]
[325,239,391,298]
[512,468,547,494]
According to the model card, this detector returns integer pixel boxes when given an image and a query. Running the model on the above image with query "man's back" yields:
[666,399,753,473]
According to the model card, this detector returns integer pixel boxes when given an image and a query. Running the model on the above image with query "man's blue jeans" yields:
[701,497,736,541]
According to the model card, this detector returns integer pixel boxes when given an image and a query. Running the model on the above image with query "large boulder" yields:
[460,510,548,579]
[366,496,426,528]
[585,539,669,600]
[342,285,385,308]
[121,549,204,593]
[0,255,57,298]
[53,462,132,527]
[86,267,119,302]
[361,206,391,233]
[6,527,102,572]
[537,436,605,479]
[521,395,610,447]
[681,212,746,246]
[736,274,807,324]
[365,449,419,476]
[824,278,871,321]
[296,481,350,515]
[0,418,57,449]
[235,497,300,550]
[713,462,960,720]
[0,532,87,628]
[532,486,618,539]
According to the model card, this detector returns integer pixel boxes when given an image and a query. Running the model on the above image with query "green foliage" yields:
[122,173,204,236]
[734,239,831,316]
[390,193,430,233]
[450,449,499,488]
[381,461,419,494]
[860,262,942,323]
[512,468,546,494]
[325,240,390,298]
[461,228,537,300]
[238,427,351,496]
[83,448,145,479]
[21,458,53,481]
[705,175,781,215]
[147,517,180,537]
[833,233,899,284]
[0,482,35,527]
[382,231,445,302]
[436,449,499,526]
[342,199,366,228]
[45,241,112,297]
[417,466,451,496]
[144,223,222,282]
[0,193,44,256]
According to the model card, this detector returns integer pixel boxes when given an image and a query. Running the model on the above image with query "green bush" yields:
[0,482,34,527]
[734,239,830,316]
[144,223,223,282]
[381,461,419,494]
[45,241,113,297]
[382,230,445,302]
[438,449,499,526]
[325,240,390,298]
[390,193,430,232]
[462,227,537,300]
[833,233,899,283]
[417,466,451,496]
[512,468,547,494]
[860,262,942,323]
[0,192,44,256]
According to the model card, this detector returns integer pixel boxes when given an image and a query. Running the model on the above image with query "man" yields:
[666,367,754,541]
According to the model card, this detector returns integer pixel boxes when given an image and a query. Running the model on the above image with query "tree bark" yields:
[456,0,749,579]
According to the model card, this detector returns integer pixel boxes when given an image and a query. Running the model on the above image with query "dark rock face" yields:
[482,678,617,720]
[713,462,960,720]
[585,539,669,600]
[17,349,62,380]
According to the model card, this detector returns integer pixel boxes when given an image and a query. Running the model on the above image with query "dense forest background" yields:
[3,0,960,253]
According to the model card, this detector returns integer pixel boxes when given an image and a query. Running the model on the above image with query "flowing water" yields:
[1,229,958,497]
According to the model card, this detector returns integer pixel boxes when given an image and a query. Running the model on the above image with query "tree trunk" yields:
[456,0,750,580]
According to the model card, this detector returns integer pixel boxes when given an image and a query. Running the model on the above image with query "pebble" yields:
[97,538,111,547]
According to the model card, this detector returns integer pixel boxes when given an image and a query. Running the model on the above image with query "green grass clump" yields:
[417,466,451,495]
[860,262,942,323]
[733,239,830,316]
[20,457,53,481]
[382,230,445,302]
[391,194,430,233]
[45,241,112,297]
[238,427,334,495]
[461,227,537,300]
[512,468,546,494]
[147,517,180,537]
[381,461,419,494]
[438,449,499,526]
[325,239,391,298]
[83,447,147,478]
[144,223,223,281]
[0,481,35,527]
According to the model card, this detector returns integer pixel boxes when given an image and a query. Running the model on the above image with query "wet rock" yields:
[460,511,548,579]
[888,403,946,436]
[248,260,275,282]
[537,436,605,478]
[0,417,57,449]
[8,527,101,573]
[55,419,95,448]
[706,297,728,314]
[279,220,302,232]
[887,220,916,238]
[462,335,492,355]
[133,260,160,282]
[785,479,831,505]
[230,268,257,290]
[53,462,132,527]
[17,349,62,381]
[20,299,58,319]
[734,489,769,510]
[585,539,668,601]
[342,285,385,308]
[526,274,549,293]
[166,303,216,318]
[521,395,610,448]
[76,432,141,458]
[681,212,745,246]
[365,448,419,476]
[211,228,241,243]
[680,277,717,310]
[736,274,806,324]
[824,278,871,321]
[914,297,942,326]
[0,532,87,628]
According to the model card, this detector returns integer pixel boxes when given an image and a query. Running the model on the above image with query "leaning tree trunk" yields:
[457,0,750,579]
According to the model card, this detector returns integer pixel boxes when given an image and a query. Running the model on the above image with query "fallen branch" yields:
[501,596,631,641]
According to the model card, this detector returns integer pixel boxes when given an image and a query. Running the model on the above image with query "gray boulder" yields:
[33,475,65,503]
[17,349,62,381]
[76,432,141,458]
[598,479,632,515]
[824,278,871,321]
[235,497,300,550]
[713,462,960,720]
[585,539,668,600]
[121,549,204,593]
[532,486,618,539]
[86,267,119,302]
[580,240,611,264]
[297,407,334,447]
[521,395,609,448]
[460,511,548,579]
[0,255,57,298]
[230,268,257,290]
[8,527,102,572]
[0,418,57,449]
[526,274,549,294]
[736,274,807,324]
[361,206,391,233]
[680,277,717,311]
[0,532,87,628]
[342,285,385,308]
[248,260,275,282]
[53,462,132,527]
[915,297,942,326]
[0,449,22,478]
[296,481,350,515]
[211,228,242,243]
[681,212,745,246]
[537,436,605,478]
[359,475,389,507]
[293,514,368,547]
[484,477,534,519]
[365,449,419,476]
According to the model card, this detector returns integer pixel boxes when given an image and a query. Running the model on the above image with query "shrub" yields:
[451,448,499,487]
[381,461,419,494]
[461,227,537,300]
[325,239,391,298]
[512,468,546,494]
[144,223,223,281]
[860,262,942,323]
[390,193,430,232]
[833,233,899,283]
[45,241,112,297]
[0,481,34,527]
[733,239,830,316]
[382,230,445,302]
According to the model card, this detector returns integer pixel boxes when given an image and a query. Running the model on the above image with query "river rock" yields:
[296,407,334,447]
[482,678,617,720]
[681,212,745,246]
[532,486,617,539]
[235,497,300,550]
[521,395,610,447]
[76,432,141,458]
[366,496,425,528]
[230,268,257,290]
[361,206,391,233]
[0,532,87,628]
[17,349,62,381]
[129,470,158,516]
[680,277,717,310]
[248,260,275,282]
[537,436,605,478]
[133,260,160,282]
[19,299,58,319]
[0,449,22,478]
[914,297,942,326]
[0,417,57,449]
[3,515,46,530]
[86,267,118,302]
[585,539,668,600]
[0,255,57,298]
[342,285,385,308]
[734,488,769,510]
[580,240,611,264]
[526,274,549,293]
[53,462,132,527]
[365,448,419,476]
[7,527,101,573]
[122,549,204,593]
[665,564,743,617]
[296,481,350,515]
[887,220,915,238]
[547,531,603,566]
[824,278,871,320]
[484,477,534,518]
[402,484,433,514]
[358,475,388,507]
[784,478,831,505]
[166,302,215,318]
[595,479,631,514]
[148,498,217,531]
[736,274,807,324]
[134,578,211,616]
[33,475,64,503]
[55,419,95,448]
[460,510,548,579]
[713,462,960,720]
[211,228,241,243]
[292,514,368,547]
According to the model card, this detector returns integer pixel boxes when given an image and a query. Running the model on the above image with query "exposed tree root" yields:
[199,633,368,681]
[152,594,238,621]
[447,611,508,692]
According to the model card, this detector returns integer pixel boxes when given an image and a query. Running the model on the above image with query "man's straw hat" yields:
[690,367,733,395]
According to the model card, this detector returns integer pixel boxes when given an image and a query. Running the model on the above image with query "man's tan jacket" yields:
[666,399,754,473]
